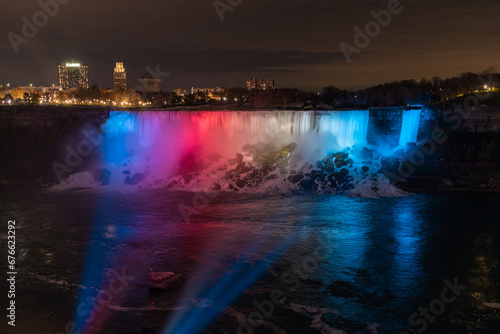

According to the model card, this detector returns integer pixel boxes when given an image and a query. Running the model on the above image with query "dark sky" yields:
[1,0,499,91]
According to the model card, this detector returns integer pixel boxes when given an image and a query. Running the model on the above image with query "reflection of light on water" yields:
[391,199,424,294]
[310,196,371,278]
[162,197,319,334]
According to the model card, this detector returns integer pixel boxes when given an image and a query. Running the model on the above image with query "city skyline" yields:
[1,0,499,91]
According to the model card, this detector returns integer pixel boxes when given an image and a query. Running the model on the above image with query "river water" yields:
[1,187,499,334]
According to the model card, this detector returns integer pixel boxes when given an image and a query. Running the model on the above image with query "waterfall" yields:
[399,108,421,147]
[97,110,371,178]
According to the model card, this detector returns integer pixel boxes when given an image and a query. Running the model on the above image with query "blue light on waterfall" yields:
[399,108,421,147]
[319,110,370,149]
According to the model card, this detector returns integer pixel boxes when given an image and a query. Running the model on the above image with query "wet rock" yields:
[147,272,183,291]
[93,168,111,185]
[183,172,197,184]
[335,152,349,160]
[359,147,374,160]
[265,174,279,182]
[339,168,349,177]
[334,159,347,168]
[291,174,305,184]
[362,166,370,173]
[122,170,131,176]
[236,180,247,188]
[393,149,405,159]
[405,142,418,152]
[346,158,354,166]
[227,159,238,166]
[235,162,247,174]
[236,153,244,164]
[279,143,297,158]
[379,156,400,174]
[166,180,178,189]
[125,173,147,185]
[225,169,237,180]
[213,183,221,191]
[300,179,317,191]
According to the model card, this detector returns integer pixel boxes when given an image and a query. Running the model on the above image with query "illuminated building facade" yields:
[190,86,225,95]
[173,87,188,96]
[58,61,89,90]
[113,62,127,90]
[246,77,275,91]
[138,73,160,93]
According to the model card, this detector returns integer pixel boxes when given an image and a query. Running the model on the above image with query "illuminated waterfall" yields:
[100,110,371,175]
[399,108,421,147]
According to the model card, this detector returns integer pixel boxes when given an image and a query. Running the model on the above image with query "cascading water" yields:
[100,110,370,173]
[54,109,406,197]
[398,108,422,147]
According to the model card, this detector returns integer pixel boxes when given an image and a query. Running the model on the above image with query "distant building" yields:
[138,73,160,93]
[58,61,89,90]
[173,87,188,96]
[190,86,225,95]
[113,62,127,90]
[19,85,62,94]
[246,77,275,91]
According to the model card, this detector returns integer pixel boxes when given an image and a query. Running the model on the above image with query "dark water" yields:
[1,188,499,334]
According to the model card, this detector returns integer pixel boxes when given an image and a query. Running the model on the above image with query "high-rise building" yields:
[113,62,127,90]
[246,77,275,91]
[58,61,89,90]
[138,73,160,93]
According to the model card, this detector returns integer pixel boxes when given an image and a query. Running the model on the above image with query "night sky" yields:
[1,0,499,91]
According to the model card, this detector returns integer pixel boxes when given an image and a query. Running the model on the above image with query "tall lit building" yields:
[138,73,160,93]
[113,62,127,90]
[58,61,89,90]
[246,77,275,91]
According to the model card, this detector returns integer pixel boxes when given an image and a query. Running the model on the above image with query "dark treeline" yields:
[248,68,499,108]
[1,68,498,108]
